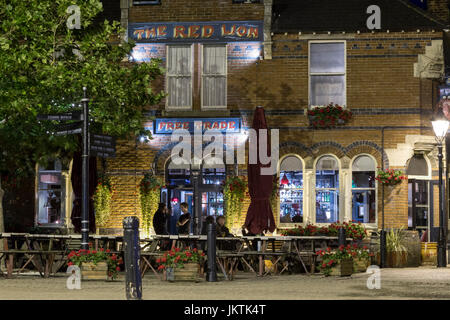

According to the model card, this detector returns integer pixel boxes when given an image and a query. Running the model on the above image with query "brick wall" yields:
[99,3,443,234]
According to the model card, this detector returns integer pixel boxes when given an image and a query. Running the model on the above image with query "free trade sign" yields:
[154,118,241,134]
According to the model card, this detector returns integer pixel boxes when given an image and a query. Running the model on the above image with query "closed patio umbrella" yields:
[244,106,275,235]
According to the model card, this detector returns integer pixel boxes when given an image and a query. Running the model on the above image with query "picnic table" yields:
[0,232,123,278]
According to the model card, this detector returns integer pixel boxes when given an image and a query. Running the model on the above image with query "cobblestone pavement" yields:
[1,266,450,300]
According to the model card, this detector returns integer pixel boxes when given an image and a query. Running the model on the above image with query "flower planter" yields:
[166,263,200,282]
[386,251,407,268]
[329,259,353,276]
[81,261,108,281]
[353,257,370,273]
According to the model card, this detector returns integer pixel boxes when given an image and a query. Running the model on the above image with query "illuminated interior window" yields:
[279,156,303,223]
[315,156,339,223]
[351,155,376,224]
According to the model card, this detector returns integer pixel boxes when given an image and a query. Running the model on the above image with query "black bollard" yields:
[123,216,142,300]
[380,230,387,268]
[206,222,217,282]
[338,227,346,247]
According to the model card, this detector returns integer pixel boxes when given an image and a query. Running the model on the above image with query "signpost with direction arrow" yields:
[36,88,115,250]
[90,134,116,158]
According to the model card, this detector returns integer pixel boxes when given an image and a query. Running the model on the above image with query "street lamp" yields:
[431,106,449,267]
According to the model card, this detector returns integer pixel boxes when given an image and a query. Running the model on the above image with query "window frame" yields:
[277,154,305,228]
[408,179,431,231]
[350,154,378,226]
[201,43,228,110]
[165,44,194,110]
[35,161,66,228]
[132,0,161,5]
[313,154,341,225]
[308,40,347,109]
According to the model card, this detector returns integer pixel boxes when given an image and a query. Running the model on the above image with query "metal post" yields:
[380,229,387,268]
[338,227,346,247]
[81,87,90,250]
[438,144,447,267]
[206,222,217,282]
[123,216,142,300]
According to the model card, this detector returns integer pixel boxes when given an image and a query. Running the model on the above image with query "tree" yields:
[0,0,164,233]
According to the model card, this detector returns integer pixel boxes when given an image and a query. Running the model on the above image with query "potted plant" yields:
[353,245,373,272]
[67,247,122,281]
[317,245,355,276]
[223,176,247,230]
[139,173,163,236]
[375,168,407,186]
[307,103,352,129]
[156,247,205,282]
[386,228,408,267]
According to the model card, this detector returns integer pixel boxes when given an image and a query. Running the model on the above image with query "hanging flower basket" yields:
[222,176,247,229]
[307,103,352,129]
[375,168,407,186]
[139,173,163,235]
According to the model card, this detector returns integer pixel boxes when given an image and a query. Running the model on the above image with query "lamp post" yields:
[431,106,449,268]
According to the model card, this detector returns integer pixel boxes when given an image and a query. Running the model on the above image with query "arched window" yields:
[279,156,303,223]
[352,155,376,224]
[315,156,339,223]
[406,154,430,231]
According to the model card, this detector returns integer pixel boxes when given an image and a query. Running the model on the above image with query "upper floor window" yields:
[279,156,303,224]
[315,155,339,223]
[309,41,346,107]
[166,44,227,110]
[202,45,227,109]
[166,45,193,109]
[133,0,161,5]
[351,155,376,224]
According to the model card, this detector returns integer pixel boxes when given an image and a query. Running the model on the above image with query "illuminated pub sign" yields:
[128,21,263,43]
[154,118,241,134]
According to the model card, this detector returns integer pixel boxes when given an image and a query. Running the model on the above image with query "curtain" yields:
[203,45,226,108]
[71,152,97,233]
[167,45,192,108]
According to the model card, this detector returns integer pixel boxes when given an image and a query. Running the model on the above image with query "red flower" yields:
[68,262,73,266]
[175,247,180,252]
[111,255,117,261]
[116,266,121,271]
[106,249,111,253]
[156,258,161,264]
[92,250,97,254]
[161,257,167,263]
[100,248,104,252]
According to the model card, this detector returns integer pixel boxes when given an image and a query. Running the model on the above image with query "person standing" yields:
[177,202,191,235]
[153,203,169,235]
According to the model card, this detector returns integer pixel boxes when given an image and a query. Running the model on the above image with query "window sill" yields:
[162,110,230,117]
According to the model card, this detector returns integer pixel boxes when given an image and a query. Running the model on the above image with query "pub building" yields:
[25,1,450,249]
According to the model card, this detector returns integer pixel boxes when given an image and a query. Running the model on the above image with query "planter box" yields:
[386,251,407,268]
[81,261,108,281]
[353,258,370,273]
[166,263,199,282]
[421,242,437,266]
[329,259,353,276]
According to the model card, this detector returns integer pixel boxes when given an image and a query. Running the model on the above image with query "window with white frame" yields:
[315,156,339,223]
[202,45,227,109]
[351,155,376,224]
[279,156,303,224]
[166,45,193,109]
[406,154,430,230]
[309,41,346,107]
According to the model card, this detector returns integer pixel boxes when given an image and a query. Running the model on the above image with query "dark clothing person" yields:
[177,212,191,234]
[216,224,232,238]
[153,209,168,235]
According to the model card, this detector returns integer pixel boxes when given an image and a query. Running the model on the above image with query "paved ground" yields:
[1,266,450,300]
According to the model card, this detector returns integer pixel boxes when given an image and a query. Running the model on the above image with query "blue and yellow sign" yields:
[129,21,263,43]
[154,118,241,134]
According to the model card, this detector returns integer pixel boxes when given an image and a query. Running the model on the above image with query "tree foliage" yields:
[0,0,164,180]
